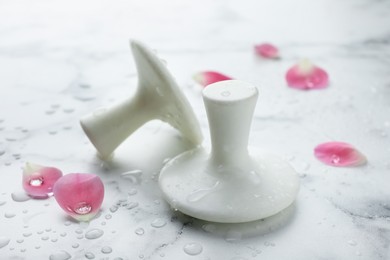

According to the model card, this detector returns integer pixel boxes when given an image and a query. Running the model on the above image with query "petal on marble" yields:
[22,162,63,199]
[314,142,367,167]
[286,59,329,90]
[254,43,279,59]
[53,173,104,222]
[193,71,233,87]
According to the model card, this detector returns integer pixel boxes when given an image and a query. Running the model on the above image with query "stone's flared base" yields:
[159,147,300,223]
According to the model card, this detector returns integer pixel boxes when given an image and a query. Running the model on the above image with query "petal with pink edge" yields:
[314,142,367,167]
[254,43,279,59]
[286,59,329,90]
[53,173,104,222]
[193,71,232,87]
[22,162,63,199]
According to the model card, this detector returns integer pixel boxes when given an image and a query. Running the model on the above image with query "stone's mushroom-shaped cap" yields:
[159,80,300,223]
[80,40,203,159]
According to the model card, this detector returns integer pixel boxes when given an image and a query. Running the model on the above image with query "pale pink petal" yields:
[53,173,104,222]
[193,71,232,87]
[254,43,279,59]
[286,59,329,90]
[22,162,63,198]
[314,142,367,167]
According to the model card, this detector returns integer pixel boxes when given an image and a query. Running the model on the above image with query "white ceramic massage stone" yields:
[159,80,299,223]
[80,40,202,158]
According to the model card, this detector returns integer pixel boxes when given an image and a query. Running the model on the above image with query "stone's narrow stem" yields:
[80,93,154,159]
[203,80,258,168]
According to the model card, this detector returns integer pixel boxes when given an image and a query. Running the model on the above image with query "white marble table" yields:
[1,0,390,259]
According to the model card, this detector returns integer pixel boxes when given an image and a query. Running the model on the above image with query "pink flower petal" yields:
[22,162,63,199]
[254,43,279,59]
[286,59,329,90]
[193,71,232,87]
[314,142,367,167]
[53,173,104,222]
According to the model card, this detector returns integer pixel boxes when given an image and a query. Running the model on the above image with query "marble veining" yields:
[0,0,390,259]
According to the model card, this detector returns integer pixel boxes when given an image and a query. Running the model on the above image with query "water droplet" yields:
[74,202,92,215]
[63,108,74,114]
[128,188,137,196]
[0,201,6,206]
[121,170,143,184]
[85,228,104,239]
[16,238,24,243]
[11,192,31,202]
[101,246,112,254]
[126,202,139,210]
[348,240,357,246]
[221,91,231,97]
[183,242,203,256]
[45,110,56,115]
[187,182,219,202]
[85,252,95,259]
[135,228,145,236]
[23,232,32,237]
[162,158,171,165]
[225,230,242,243]
[331,155,341,165]
[51,238,58,242]
[151,218,167,228]
[109,205,119,213]
[60,232,67,237]
[0,150,5,156]
[49,250,71,260]
[72,243,79,248]
[75,229,83,234]
[29,178,43,187]
[4,212,16,218]
[48,130,58,135]
[105,214,112,220]
[41,236,49,241]
[201,224,217,233]
[0,237,10,248]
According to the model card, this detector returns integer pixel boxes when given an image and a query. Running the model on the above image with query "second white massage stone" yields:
[159,80,299,223]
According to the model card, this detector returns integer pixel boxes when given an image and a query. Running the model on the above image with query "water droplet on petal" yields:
[29,178,43,187]
[49,250,71,260]
[314,142,366,167]
[286,59,329,90]
[74,202,92,215]
[183,242,203,256]
[22,163,63,198]
[85,229,104,239]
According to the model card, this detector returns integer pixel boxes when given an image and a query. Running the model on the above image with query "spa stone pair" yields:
[80,40,299,223]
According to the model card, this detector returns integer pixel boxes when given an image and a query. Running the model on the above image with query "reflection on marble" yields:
[0,0,390,259]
